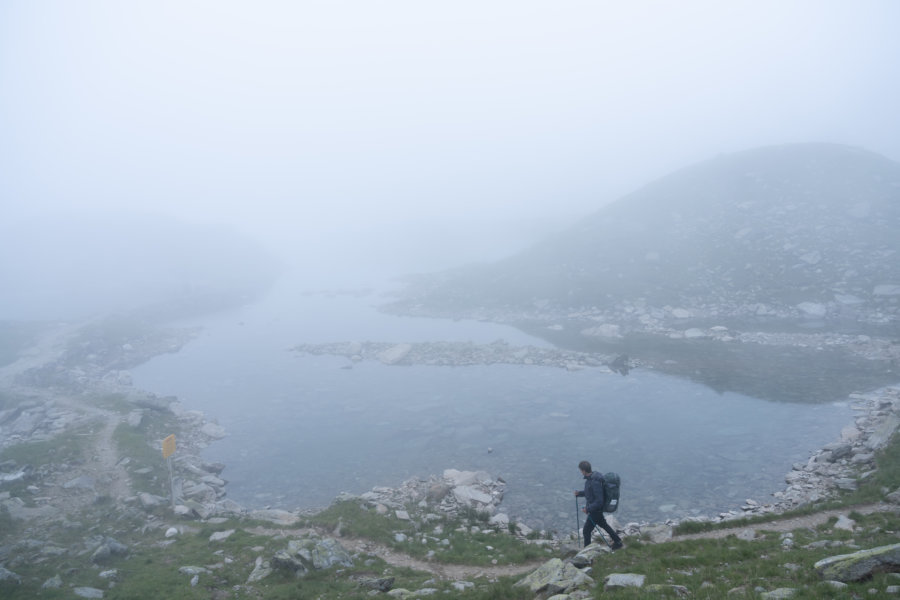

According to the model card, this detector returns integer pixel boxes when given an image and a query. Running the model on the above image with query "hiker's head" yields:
[578,460,592,475]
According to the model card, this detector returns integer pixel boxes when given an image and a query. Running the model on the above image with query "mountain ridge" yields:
[392,143,900,331]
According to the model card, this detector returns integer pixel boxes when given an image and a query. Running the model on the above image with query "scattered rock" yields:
[604,573,646,590]
[814,543,900,582]
[515,558,594,595]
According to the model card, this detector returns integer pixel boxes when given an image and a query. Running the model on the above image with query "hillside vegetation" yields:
[390,144,900,331]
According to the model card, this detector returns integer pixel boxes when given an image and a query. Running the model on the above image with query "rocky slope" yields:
[387,143,900,335]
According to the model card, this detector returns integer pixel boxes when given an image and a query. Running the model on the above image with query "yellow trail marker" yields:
[162,434,176,459]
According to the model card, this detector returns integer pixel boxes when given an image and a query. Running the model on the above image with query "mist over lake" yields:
[132,272,853,534]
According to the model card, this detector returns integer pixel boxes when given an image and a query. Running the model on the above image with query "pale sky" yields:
[2,1,899,268]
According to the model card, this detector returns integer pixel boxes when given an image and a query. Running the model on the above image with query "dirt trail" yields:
[2,322,134,510]
[247,503,900,581]
[672,502,899,541]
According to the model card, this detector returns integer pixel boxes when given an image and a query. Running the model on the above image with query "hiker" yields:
[574,460,623,549]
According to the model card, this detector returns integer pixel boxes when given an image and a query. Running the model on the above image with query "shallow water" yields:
[132,275,853,534]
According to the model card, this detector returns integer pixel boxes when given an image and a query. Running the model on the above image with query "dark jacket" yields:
[578,471,605,514]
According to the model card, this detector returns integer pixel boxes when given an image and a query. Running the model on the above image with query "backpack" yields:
[600,472,620,513]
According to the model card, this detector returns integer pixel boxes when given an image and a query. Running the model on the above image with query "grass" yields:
[584,508,900,599]
[308,499,548,566]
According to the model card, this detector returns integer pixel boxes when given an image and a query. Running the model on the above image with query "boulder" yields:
[246,556,273,583]
[515,558,594,595]
[646,583,691,597]
[249,508,299,526]
[865,415,900,450]
[604,573,646,590]
[378,344,412,365]
[642,524,673,543]
[209,529,235,542]
[570,543,607,568]
[761,589,797,599]
[452,485,493,508]
[834,515,856,532]
[200,423,226,439]
[814,543,900,582]
[272,536,353,577]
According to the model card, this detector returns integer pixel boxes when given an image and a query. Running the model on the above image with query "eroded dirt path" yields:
[2,322,134,517]
[672,502,898,541]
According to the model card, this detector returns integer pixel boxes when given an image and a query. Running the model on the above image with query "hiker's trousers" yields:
[584,511,621,547]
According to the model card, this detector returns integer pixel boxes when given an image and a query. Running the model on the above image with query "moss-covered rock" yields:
[515,558,593,595]
[813,543,900,582]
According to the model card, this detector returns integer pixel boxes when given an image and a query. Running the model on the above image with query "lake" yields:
[132,272,853,534]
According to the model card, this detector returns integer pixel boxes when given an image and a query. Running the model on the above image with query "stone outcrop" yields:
[814,543,900,582]
[514,558,594,595]
[355,469,506,519]
[271,536,353,577]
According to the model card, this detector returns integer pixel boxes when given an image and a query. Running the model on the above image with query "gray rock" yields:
[834,515,856,531]
[378,344,412,365]
[761,588,797,599]
[126,410,144,428]
[515,558,594,595]
[246,556,273,583]
[355,576,395,592]
[249,508,299,525]
[200,422,226,439]
[570,543,608,568]
[866,414,900,450]
[63,475,96,490]
[0,566,21,583]
[641,524,673,543]
[272,536,353,577]
[209,529,235,542]
[90,538,129,564]
[645,583,690,597]
[886,487,900,504]
[73,587,105,598]
[604,573,646,590]
[138,492,165,507]
[814,543,900,582]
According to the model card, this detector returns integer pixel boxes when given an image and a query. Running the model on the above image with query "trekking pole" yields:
[575,496,581,545]
[587,515,612,549]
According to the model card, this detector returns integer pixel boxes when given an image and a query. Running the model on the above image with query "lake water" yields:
[132,273,853,534]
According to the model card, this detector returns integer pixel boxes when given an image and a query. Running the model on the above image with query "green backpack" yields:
[600,472,620,513]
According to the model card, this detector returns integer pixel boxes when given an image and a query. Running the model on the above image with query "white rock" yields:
[209,529,235,542]
[200,423,227,439]
[165,527,179,538]
[874,285,900,296]
[378,343,412,365]
[834,515,856,531]
[797,302,826,317]
[452,485,493,507]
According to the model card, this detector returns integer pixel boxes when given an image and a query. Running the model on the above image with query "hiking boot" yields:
[610,541,624,551]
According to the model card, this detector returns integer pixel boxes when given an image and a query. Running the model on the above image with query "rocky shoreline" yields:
[1,318,898,543]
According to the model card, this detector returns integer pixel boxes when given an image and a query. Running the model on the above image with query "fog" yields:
[3,2,900,536]
[2,1,900,308]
